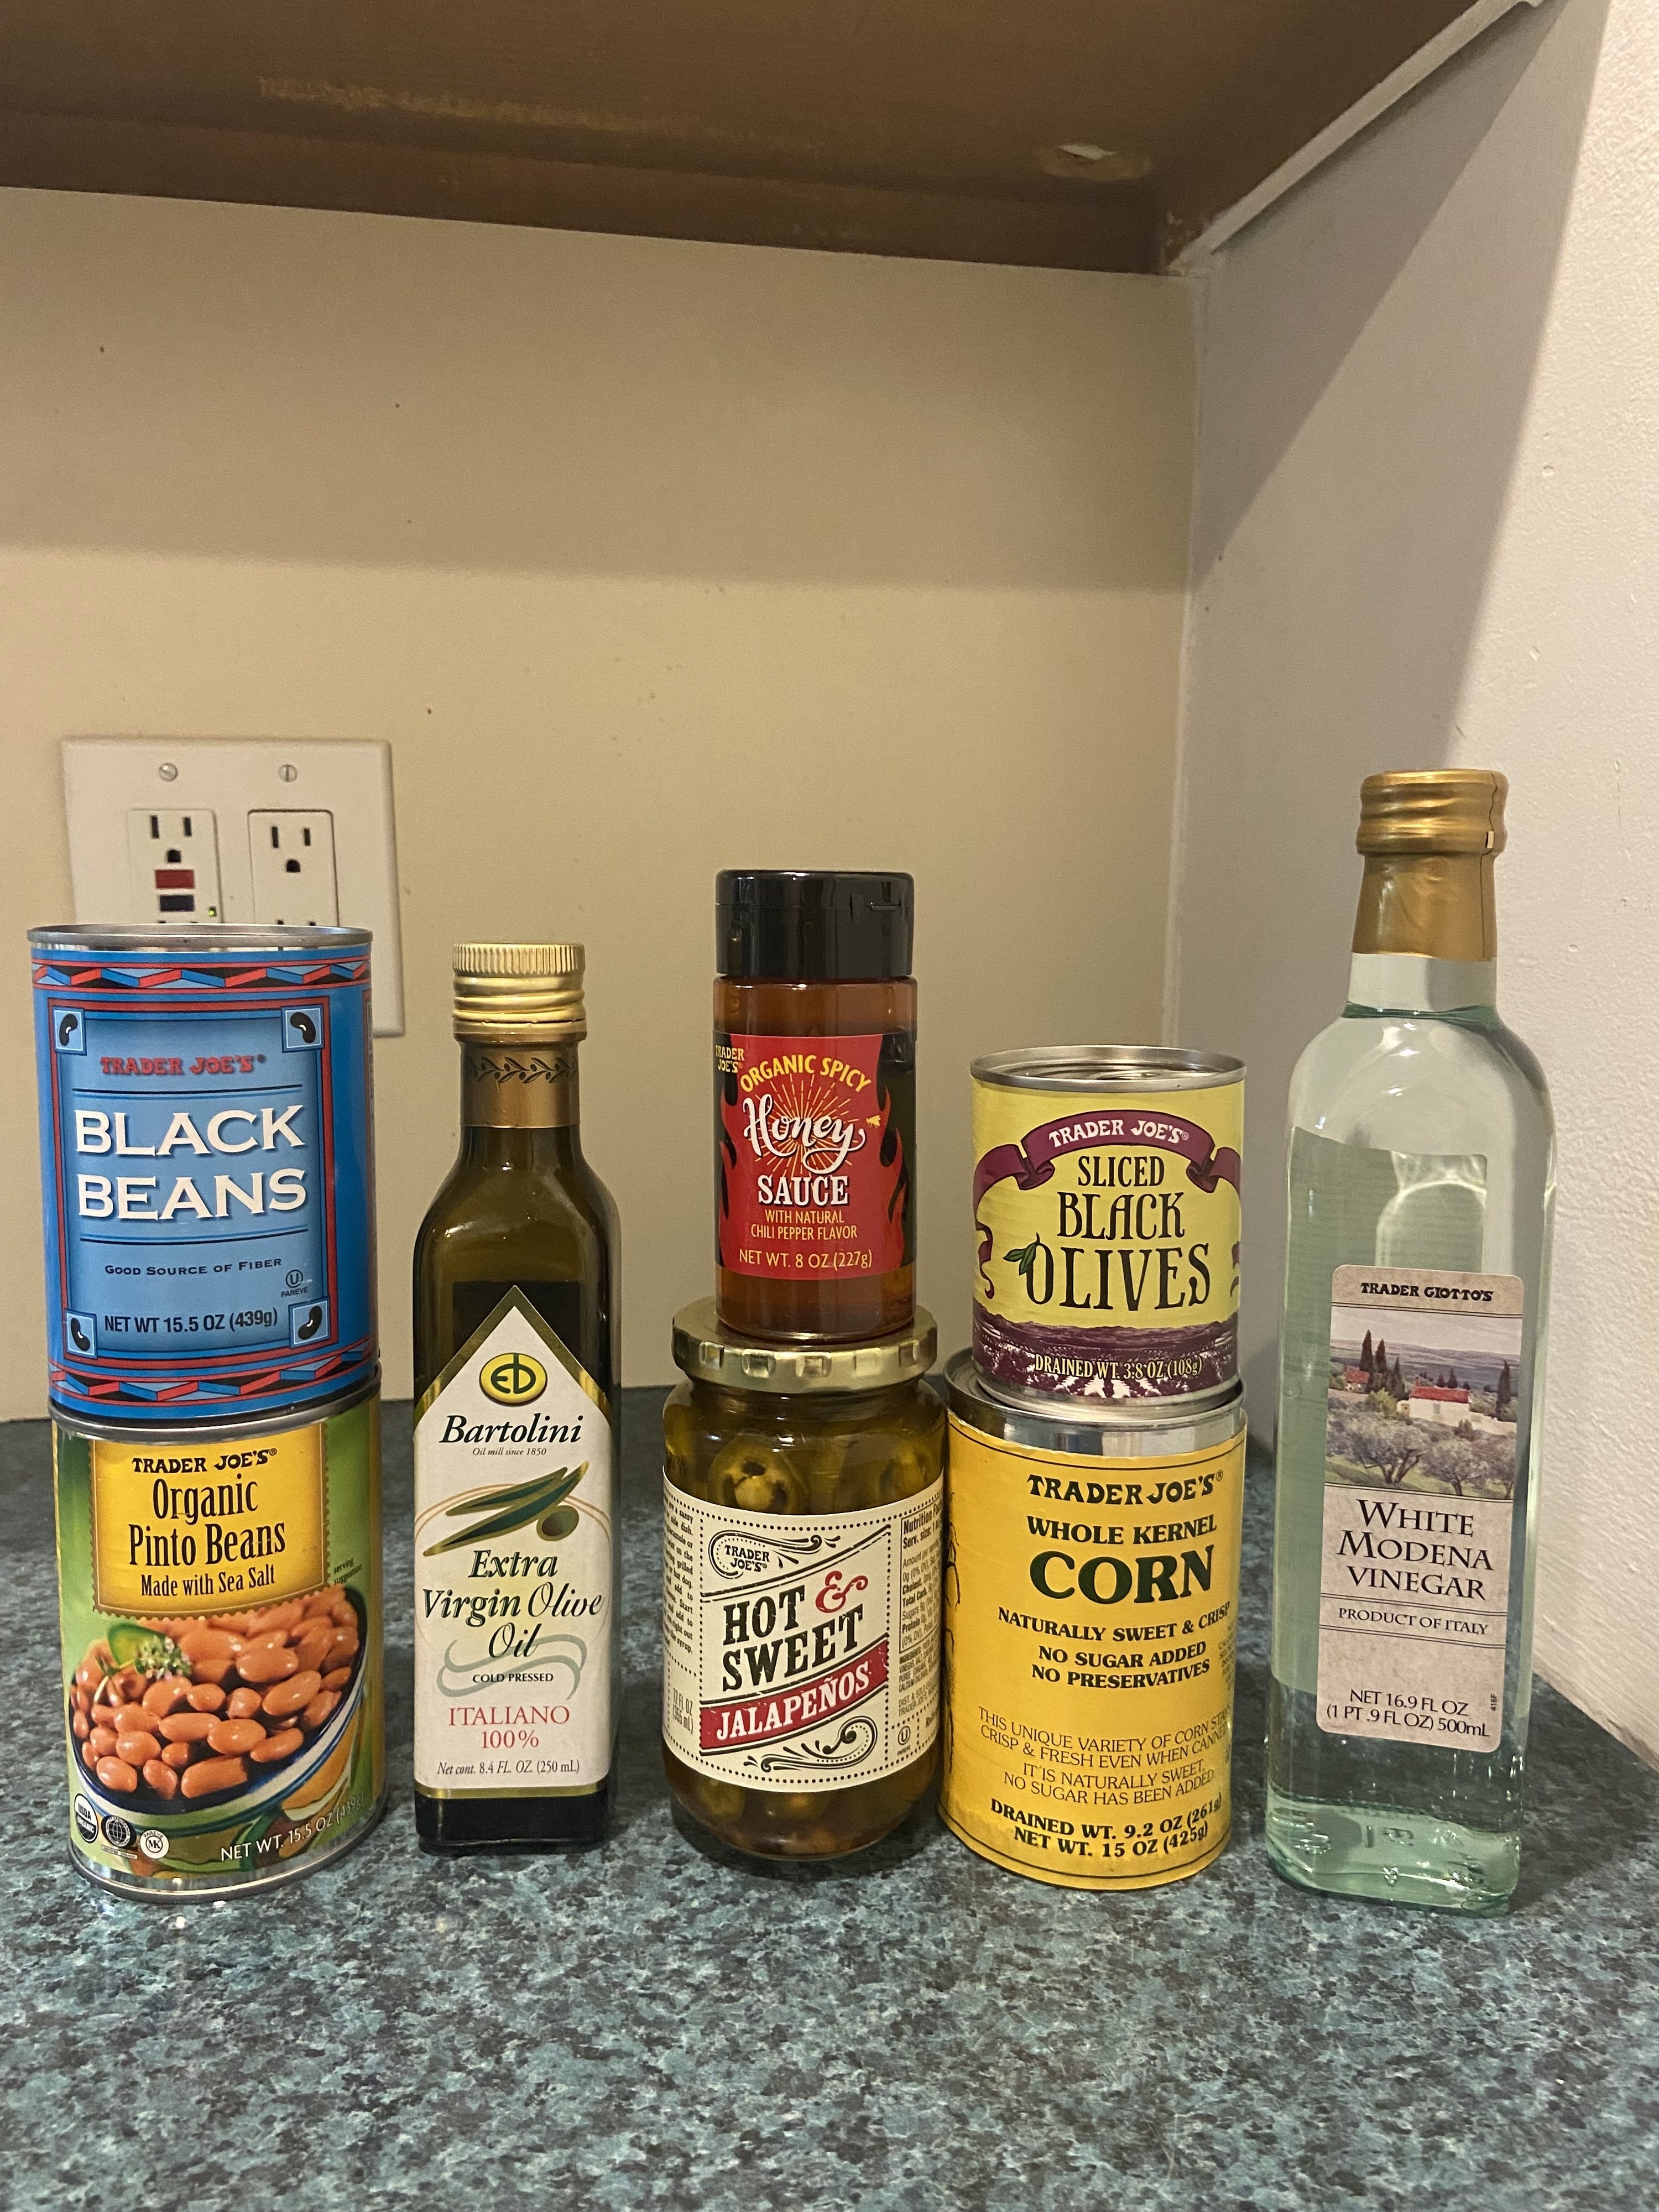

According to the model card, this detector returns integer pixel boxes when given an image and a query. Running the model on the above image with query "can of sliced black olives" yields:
[54,1380,384,1898]
[661,1300,944,1861]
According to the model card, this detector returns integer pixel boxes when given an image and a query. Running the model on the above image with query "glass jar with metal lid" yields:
[661,1300,944,1860]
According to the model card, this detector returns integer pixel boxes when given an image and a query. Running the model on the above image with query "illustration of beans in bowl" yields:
[69,1588,366,1811]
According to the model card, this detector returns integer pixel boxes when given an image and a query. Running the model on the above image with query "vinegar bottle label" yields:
[414,1291,614,1796]
[1315,1264,1521,1751]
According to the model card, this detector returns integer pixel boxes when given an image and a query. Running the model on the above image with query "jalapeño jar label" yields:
[942,1411,1243,1889]
[414,1293,614,1799]
[56,1391,384,1895]
[662,1476,943,1791]
[715,1031,910,1284]
[972,1070,1242,1402]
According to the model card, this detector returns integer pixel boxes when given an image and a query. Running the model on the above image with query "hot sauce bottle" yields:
[714,870,916,1343]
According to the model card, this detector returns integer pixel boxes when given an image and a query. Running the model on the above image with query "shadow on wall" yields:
[1172,0,1610,1425]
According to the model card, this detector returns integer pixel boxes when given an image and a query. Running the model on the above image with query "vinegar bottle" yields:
[1266,772,1554,1913]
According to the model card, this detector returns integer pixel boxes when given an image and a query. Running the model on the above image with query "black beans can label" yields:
[662,1480,943,1790]
[56,1392,384,1892]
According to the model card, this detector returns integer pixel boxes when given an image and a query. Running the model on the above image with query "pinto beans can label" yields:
[56,1389,384,1895]
[972,1050,1243,1404]
[942,1370,1244,1890]
[414,1293,615,1798]
[29,927,376,1425]
[716,1031,908,1282]
[662,1477,943,1790]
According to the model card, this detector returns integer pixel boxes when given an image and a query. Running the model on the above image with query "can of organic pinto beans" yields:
[941,1354,1245,1890]
[55,1381,384,1898]
[29,926,376,1426]
[972,1046,1243,1408]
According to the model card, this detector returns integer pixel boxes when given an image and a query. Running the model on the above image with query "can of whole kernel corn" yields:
[55,1381,384,1897]
[29,927,376,1424]
[942,1354,1245,1890]
[972,1046,1243,1408]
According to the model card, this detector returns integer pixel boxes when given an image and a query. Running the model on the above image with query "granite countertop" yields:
[3,1391,1656,2212]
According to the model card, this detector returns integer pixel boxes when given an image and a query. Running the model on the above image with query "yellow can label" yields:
[972,1080,1241,1402]
[942,1413,1244,1889]
[91,1425,327,1615]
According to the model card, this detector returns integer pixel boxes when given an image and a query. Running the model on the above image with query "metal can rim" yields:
[970,1044,1243,1093]
[946,1350,1245,1458]
[29,924,372,955]
[51,1371,380,1444]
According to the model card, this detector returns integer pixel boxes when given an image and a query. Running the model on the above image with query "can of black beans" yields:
[29,926,376,1426]
[55,1381,384,1898]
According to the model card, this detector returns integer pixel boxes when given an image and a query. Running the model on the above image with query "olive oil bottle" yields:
[413,943,620,1852]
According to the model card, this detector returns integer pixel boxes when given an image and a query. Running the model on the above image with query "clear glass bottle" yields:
[1266,771,1554,1913]
[412,944,620,1853]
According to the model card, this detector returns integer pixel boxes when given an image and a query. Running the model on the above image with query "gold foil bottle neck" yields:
[452,942,587,1042]
[1356,770,1507,856]
[1352,773,1504,962]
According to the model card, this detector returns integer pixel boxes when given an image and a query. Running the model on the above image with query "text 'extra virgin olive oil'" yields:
[413,945,620,1853]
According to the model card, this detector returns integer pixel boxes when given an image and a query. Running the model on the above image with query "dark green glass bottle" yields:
[413,943,619,1853]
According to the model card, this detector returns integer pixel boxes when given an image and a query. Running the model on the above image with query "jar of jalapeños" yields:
[714,869,916,1343]
[661,1300,943,1859]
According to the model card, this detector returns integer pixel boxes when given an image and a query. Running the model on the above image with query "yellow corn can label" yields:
[972,1075,1242,1402]
[942,1412,1244,1889]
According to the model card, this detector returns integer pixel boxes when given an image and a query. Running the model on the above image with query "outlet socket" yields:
[250,811,340,926]
[62,740,404,1034]
[125,807,223,922]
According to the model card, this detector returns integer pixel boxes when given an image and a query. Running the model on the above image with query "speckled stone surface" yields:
[2,1393,1656,2212]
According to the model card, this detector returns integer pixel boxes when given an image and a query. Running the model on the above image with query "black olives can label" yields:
[55,1388,384,1897]
[662,1479,943,1790]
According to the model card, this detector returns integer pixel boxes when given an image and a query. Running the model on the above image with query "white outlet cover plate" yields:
[61,739,405,1035]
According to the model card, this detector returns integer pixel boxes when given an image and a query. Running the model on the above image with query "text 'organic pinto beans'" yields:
[942,1357,1244,1890]
[972,1047,1243,1407]
[55,1386,384,1897]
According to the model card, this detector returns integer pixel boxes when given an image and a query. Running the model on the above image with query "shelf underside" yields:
[3,1,1504,271]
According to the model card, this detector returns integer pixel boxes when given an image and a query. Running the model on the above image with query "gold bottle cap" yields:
[1357,770,1507,856]
[671,1299,936,1394]
[452,942,586,1041]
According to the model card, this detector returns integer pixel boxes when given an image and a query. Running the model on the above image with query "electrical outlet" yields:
[62,740,404,1034]
[125,807,224,922]
[249,811,340,925]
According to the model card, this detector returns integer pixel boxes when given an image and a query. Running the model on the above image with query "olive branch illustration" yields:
[1003,1239,1041,1288]
[422,1464,588,1554]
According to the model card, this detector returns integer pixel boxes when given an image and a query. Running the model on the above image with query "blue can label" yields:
[33,944,376,1422]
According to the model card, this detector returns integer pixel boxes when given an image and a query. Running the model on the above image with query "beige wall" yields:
[1,189,1193,1411]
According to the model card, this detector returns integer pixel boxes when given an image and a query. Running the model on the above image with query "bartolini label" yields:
[972,1079,1243,1401]
[413,1292,613,1797]
[661,1478,942,1791]
[716,1031,909,1282]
